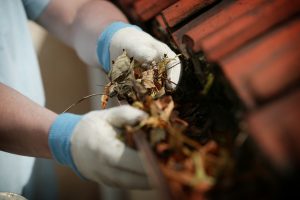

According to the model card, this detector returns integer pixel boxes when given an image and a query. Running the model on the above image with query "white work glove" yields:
[97,22,181,90]
[48,105,149,189]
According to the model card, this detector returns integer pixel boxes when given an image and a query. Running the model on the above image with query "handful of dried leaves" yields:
[101,50,228,199]
[101,50,176,108]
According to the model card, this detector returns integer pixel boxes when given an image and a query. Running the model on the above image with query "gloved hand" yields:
[48,105,149,189]
[97,22,181,90]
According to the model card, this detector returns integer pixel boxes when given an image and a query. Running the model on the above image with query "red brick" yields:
[182,0,265,53]
[249,45,300,102]
[247,90,300,167]
[220,17,300,108]
[202,0,300,61]
[171,0,229,52]
[134,0,178,21]
[161,0,216,28]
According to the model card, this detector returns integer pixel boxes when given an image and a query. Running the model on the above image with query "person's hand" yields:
[97,22,181,90]
[48,105,149,189]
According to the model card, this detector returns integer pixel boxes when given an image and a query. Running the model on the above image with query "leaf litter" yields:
[101,50,229,199]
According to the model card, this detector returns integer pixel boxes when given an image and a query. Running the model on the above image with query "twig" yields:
[158,61,181,76]
[166,61,181,71]
[63,93,104,113]
[161,77,178,86]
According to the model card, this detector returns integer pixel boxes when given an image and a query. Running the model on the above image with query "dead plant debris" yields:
[102,50,229,199]
[101,50,179,108]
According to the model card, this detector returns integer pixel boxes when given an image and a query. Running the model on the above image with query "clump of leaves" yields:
[101,50,177,108]
[128,96,230,199]
[103,50,230,199]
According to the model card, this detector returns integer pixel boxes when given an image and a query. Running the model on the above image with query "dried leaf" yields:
[108,50,134,82]
[101,83,111,108]
[160,98,174,121]
[101,94,109,109]
[142,79,156,89]
[140,69,157,90]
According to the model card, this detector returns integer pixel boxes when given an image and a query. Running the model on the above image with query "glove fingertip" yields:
[106,105,148,127]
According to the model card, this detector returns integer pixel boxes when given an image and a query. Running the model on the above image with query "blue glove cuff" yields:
[96,21,141,72]
[49,113,82,175]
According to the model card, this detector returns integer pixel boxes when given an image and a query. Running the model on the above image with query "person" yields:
[0,0,181,196]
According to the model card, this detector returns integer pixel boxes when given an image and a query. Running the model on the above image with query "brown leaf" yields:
[101,94,109,109]
[160,98,174,121]
[108,50,133,82]
[141,69,156,89]
[142,79,156,89]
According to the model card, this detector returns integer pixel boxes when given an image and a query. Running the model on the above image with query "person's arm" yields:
[0,83,56,158]
[0,82,149,188]
[37,0,181,89]
[37,0,127,67]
